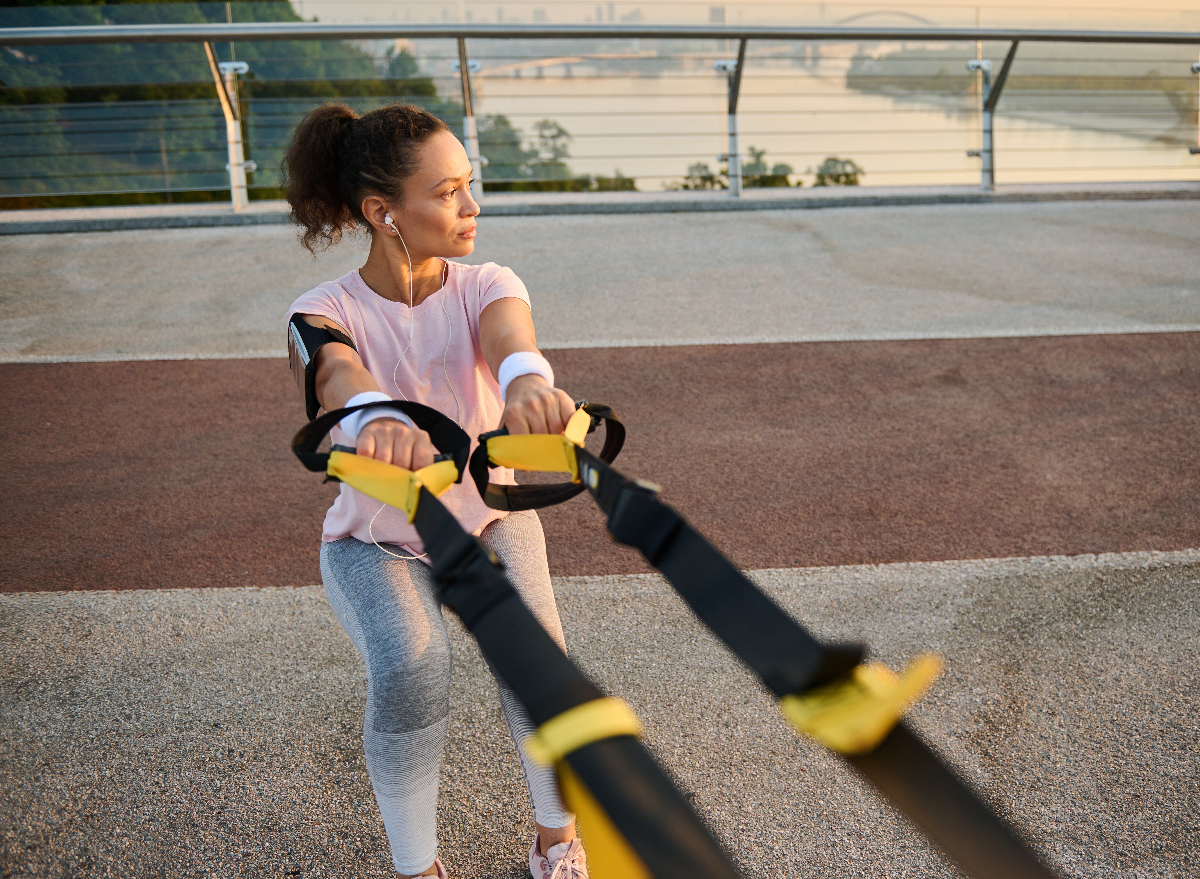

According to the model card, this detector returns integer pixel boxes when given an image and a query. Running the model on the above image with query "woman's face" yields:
[391,129,479,260]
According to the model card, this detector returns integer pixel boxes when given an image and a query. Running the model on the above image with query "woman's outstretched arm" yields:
[293,313,435,469]
[479,298,575,435]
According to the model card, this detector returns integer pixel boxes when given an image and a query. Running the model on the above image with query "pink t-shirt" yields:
[287,261,529,554]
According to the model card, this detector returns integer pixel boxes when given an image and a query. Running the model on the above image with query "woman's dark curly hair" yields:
[281,102,450,253]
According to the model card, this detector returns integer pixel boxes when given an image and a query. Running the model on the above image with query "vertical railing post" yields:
[966,60,993,189]
[967,41,1018,192]
[204,41,253,212]
[221,61,251,210]
[715,38,747,197]
[1191,60,1200,157]
[458,37,483,202]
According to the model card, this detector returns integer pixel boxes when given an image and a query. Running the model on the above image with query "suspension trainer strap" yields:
[573,446,865,696]
[407,486,741,879]
[291,399,473,524]
[292,398,472,479]
[469,402,626,511]
[476,421,1060,879]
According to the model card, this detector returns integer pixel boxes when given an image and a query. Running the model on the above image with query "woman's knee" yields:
[366,624,453,733]
[323,541,454,733]
[482,512,566,649]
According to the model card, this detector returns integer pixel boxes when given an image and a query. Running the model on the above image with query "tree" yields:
[741,146,793,187]
[385,47,421,81]
[668,162,727,190]
[812,157,864,186]
[668,146,796,190]
[477,114,538,183]
[591,170,637,191]
[528,119,573,180]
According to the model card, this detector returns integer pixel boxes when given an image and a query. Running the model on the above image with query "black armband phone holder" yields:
[288,314,359,421]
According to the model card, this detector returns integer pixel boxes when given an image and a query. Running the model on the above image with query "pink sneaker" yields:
[529,834,588,879]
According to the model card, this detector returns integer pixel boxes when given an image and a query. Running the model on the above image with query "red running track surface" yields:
[2,333,1197,592]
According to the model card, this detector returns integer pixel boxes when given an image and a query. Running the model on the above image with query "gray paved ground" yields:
[3,551,1197,878]
[2,200,1197,361]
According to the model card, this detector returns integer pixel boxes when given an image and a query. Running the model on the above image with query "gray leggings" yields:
[320,510,572,875]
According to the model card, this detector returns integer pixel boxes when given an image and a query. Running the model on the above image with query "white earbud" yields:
[383,212,399,236]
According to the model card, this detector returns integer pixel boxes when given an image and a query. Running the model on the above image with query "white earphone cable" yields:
[371,213,460,561]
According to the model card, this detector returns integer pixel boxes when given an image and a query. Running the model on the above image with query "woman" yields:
[283,103,587,879]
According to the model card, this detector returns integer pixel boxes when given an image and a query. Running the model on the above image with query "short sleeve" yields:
[478,264,531,314]
[286,285,354,341]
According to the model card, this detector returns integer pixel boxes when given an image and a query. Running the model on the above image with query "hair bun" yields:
[283,102,449,253]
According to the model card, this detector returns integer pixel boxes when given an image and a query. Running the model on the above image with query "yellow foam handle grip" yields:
[486,406,593,480]
[488,434,580,480]
[562,406,591,446]
[556,761,652,879]
[780,654,943,755]
[522,697,643,766]
[327,452,458,523]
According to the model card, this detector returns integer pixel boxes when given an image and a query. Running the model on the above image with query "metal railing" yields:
[3,23,1198,210]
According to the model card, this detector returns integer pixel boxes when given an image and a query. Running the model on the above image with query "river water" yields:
[291,0,1200,189]
[459,44,1200,188]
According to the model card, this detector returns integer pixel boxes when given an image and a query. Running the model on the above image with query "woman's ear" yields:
[361,195,393,235]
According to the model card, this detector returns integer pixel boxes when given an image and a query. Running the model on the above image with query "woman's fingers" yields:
[554,389,577,433]
[409,432,436,470]
[503,376,577,436]
[356,430,379,461]
[356,420,434,470]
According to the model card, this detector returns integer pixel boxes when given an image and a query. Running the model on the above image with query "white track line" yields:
[548,547,1200,590]
[4,324,1199,364]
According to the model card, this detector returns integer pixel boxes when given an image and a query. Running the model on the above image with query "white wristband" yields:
[497,351,554,402]
[339,391,415,441]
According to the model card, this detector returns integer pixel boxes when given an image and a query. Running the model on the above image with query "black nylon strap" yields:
[850,726,1058,879]
[409,487,740,879]
[291,399,470,482]
[413,487,604,720]
[469,402,626,511]
[580,447,862,696]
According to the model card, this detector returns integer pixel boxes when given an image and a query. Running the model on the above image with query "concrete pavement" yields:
[1,200,1198,362]
[3,552,1197,878]
[1,182,1196,235]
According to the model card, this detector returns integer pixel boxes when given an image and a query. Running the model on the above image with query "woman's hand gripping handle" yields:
[502,374,577,436]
